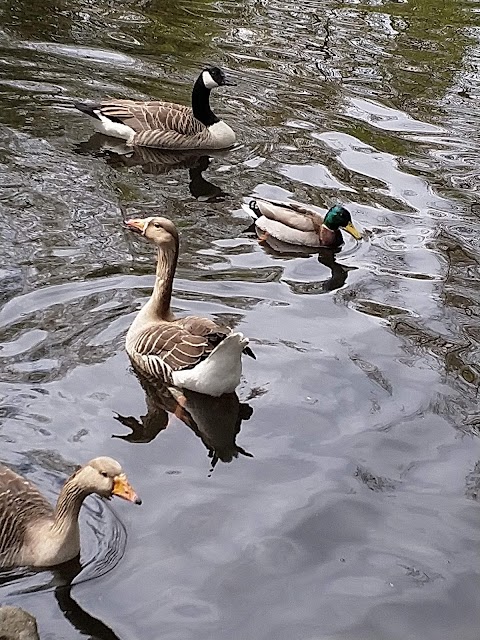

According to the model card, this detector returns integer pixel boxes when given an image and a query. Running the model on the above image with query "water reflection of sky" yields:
[0,0,479,638]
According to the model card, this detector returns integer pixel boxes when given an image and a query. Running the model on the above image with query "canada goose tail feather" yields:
[241,200,261,220]
[74,102,102,119]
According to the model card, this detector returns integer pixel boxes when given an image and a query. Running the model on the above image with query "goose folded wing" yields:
[176,316,229,341]
[133,324,214,372]
[99,101,204,136]
[0,466,52,560]
[133,113,206,149]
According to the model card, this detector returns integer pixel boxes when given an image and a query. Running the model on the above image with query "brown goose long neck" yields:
[52,476,88,534]
[151,238,179,320]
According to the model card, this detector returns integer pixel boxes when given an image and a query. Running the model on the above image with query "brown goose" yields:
[75,67,236,150]
[124,216,254,397]
[0,606,39,640]
[0,457,141,569]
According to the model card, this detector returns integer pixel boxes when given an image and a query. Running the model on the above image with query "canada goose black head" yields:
[201,66,236,89]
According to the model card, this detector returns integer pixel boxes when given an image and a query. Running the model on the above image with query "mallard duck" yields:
[75,67,236,150]
[0,607,39,640]
[243,198,362,247]
[124,217,254,397]
[0,457,140,568]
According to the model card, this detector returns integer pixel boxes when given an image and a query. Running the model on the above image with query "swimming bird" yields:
[75,67,236,150]
[124,216,254,397]
[243,198,362,248]
[0,457,141,568]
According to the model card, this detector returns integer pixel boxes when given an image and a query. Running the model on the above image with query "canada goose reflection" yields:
[114,371,253,472]
[74,133,227,200]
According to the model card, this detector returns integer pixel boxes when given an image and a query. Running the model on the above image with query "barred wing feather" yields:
[0,466,53,566]
[132,323,218,381]
[98,101,204,135]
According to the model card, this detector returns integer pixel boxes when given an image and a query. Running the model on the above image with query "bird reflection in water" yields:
[49,559,123,640]
[114,368,253,473]
[251,229,357,294]
[74,133,227,201]
[0,558,123,640]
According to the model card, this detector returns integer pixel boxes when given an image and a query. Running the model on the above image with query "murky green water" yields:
[0,0,479,638]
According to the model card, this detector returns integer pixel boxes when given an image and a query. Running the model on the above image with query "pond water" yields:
[0,0,479,638]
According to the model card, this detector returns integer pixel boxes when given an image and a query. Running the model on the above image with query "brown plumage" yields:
[124,216,254,396]
[0,457,140,568]
[244,198,362,248]
[75,67,236,150]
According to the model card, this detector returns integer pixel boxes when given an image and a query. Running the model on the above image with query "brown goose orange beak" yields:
[112,473,142,505]
[124,218,147,236]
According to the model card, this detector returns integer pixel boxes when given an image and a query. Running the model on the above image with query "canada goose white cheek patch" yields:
[202,70,219,89]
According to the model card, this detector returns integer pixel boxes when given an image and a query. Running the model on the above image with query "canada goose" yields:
[124,216,254,397]
[0,457,140,568]
[75,67,236,150]
[243,198,362,248]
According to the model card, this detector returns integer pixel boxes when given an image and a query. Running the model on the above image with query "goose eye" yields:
[153,223,162,229]
[100,471,108,478]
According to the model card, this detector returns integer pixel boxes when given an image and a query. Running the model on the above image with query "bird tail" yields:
[241,200,261,220]
[74,102,102,119]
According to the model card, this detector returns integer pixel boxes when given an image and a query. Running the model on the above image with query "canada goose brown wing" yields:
[0,466,53,566]
[132,323,216,377]
[98,100,203,135]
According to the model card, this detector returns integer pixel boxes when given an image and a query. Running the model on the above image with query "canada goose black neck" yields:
[191,75,219,127]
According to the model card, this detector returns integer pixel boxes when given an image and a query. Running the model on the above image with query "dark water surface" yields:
[0,0,479,638]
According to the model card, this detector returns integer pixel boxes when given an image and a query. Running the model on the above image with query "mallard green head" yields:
[324,205,362,240]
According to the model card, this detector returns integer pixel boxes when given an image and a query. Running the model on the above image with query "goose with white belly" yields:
[124,216,254,397]
[75,67,236,150]
[243,198,362,248]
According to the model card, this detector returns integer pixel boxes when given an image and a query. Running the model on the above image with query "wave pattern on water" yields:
[0,0,479,638]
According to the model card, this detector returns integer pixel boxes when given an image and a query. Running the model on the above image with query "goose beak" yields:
[124,218,147,236]
[343,221,362,240]
[112,473,142,505]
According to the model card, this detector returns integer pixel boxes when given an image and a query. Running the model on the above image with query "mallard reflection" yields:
[250,230,357,294]
[114,370,253,472]
[284,247,357,295]
[74,133,227,201]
